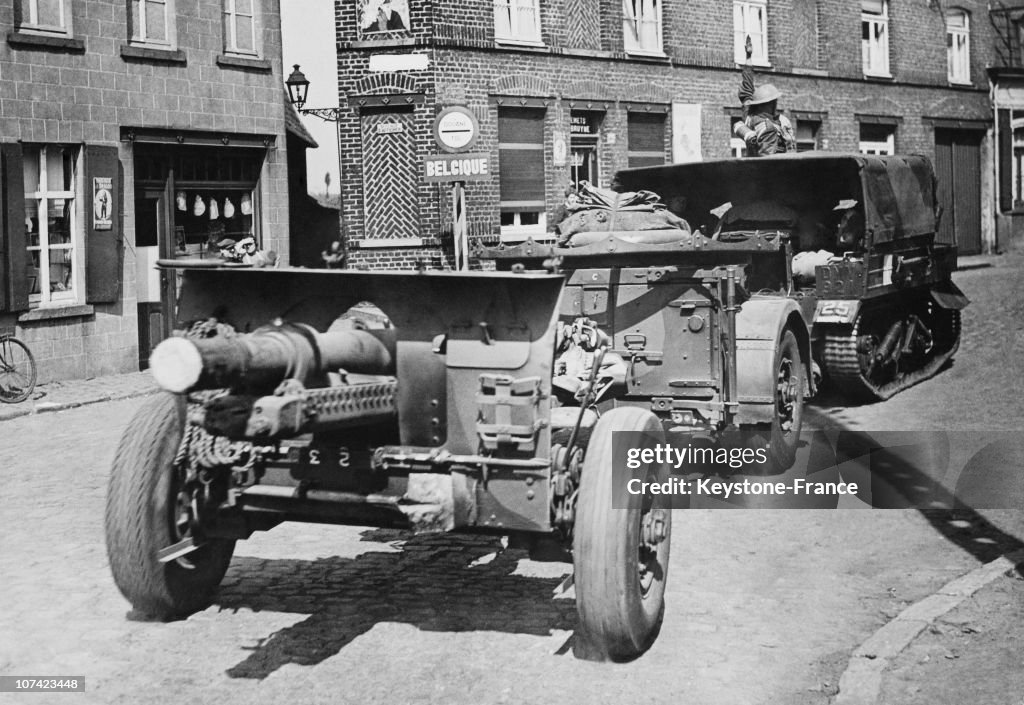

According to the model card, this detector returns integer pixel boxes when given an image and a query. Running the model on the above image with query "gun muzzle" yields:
[150,324,396,394]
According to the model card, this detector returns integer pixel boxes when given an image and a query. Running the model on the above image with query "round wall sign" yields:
[433,106,480,153]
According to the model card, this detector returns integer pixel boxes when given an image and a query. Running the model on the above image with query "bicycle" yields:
[0,332,37,403]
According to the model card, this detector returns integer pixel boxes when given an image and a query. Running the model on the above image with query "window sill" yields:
[863,72,893,81]
[735,60,772,69]
[350,237,425,249]
[948,78,972,87]
[120,43,187,64]
[494,37,545,48]
[7,31,84,53]
[626,49,667,59]
[216,54,272,72]
[18,304,94,322]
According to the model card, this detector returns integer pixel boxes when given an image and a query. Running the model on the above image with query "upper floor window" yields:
[18,0,73,35]
[23,145,83,308]
[622,0,662,55]
[224,0,257,55]
[131,0,175,47]
[861,0,890,77]
[494,0,541,43]
[946,10,970,84]
[734,0,768,65]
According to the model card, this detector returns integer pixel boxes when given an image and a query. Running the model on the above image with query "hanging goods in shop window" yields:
[176,191,187,211]
[209,197,220,220]
[193,195,205,217]
[224,197,235,219]
[240,193,252,215]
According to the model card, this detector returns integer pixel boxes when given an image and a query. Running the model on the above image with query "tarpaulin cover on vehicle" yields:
[611,153,937,245]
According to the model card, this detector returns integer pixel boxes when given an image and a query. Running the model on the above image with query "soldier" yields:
[734,36,797,156]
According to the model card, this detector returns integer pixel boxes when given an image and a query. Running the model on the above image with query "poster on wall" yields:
[93,177,113,231]
[360,0,411,33]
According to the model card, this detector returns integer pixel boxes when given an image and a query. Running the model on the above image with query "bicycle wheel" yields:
[0,336,37,403]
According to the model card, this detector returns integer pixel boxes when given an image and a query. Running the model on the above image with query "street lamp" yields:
[285,64,343,122]
[285,64,309,110]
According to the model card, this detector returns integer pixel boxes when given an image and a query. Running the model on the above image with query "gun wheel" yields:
[747,329,804,473]
[573,406,671,662]
[104,393,235,619]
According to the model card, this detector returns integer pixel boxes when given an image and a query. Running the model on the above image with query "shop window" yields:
[17,0,73,35]
[796,120,820,151]
[734,0,768,65]
[498,107,547,241]
[946,10,970,84]
[130,0,176,48]
[494,0,541,43]
[223,0,257,55]
[23,145,81,307]
[570,112,603,190]
[627,112,667,168]
[859,123,895,155]
[861,0,890,77]
[622,0,662,55]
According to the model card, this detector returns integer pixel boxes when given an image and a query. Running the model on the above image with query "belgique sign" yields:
[423,152,490,182]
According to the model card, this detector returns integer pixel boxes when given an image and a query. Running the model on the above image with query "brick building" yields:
[335,0,997,269]
[0,0,290,383]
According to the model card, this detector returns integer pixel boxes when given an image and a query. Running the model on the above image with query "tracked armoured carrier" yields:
[487,153,967,402]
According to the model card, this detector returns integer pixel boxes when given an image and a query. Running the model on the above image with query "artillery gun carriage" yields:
[104,153,965,662]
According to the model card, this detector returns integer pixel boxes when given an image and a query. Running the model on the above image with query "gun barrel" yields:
[150,325,396,394]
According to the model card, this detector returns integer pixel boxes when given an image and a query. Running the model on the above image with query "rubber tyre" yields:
[104,393,235,619]
[0,336,37,403]
[749,329,804,473]
[573,406,671,661]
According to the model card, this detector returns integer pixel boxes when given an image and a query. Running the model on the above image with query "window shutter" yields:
[999,109,1013,212]
[498,108,546,206]
[0,143,28,312]
[84,145,122,304]
[627,112,667,168]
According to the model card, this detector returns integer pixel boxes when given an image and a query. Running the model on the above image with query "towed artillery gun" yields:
[105,153,965,662]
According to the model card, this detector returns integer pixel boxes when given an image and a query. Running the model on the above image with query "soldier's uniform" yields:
[734,64,797,157]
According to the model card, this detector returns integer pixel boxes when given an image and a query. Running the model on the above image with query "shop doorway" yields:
[934,128,983,254]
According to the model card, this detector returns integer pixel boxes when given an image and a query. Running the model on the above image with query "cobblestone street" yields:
[0,257,1022,704]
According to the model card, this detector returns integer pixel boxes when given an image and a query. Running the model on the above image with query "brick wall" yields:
[0,0,289,382]
[337,0,995,268]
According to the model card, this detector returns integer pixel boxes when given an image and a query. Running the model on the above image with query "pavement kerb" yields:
[0,387,157,422]
[833,547,1024,705]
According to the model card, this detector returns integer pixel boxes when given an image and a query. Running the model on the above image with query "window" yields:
[734,0,768,65]
[859,123,895,155]
[23,145,82,307]
[131,0,174,47]
[494,0,541,43]
[223,0,257,55]
[946,10,970,84]
[18,0,73,35]
[861,0,890,77]
[1012,118,1024,208]
[627,112,667,167]
[498,107,547,240]
[795,120,820,151]
[622,0,662,55]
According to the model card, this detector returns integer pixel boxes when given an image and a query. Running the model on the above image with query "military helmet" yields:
[748,84,781,106]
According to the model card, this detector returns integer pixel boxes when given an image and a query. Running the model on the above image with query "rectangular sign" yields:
[92,176,113,231]
[423,152,490,182]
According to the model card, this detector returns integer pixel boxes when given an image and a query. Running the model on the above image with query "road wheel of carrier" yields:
[104,393,235,619]
[573,406,671,662]
[748,329,804,473]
